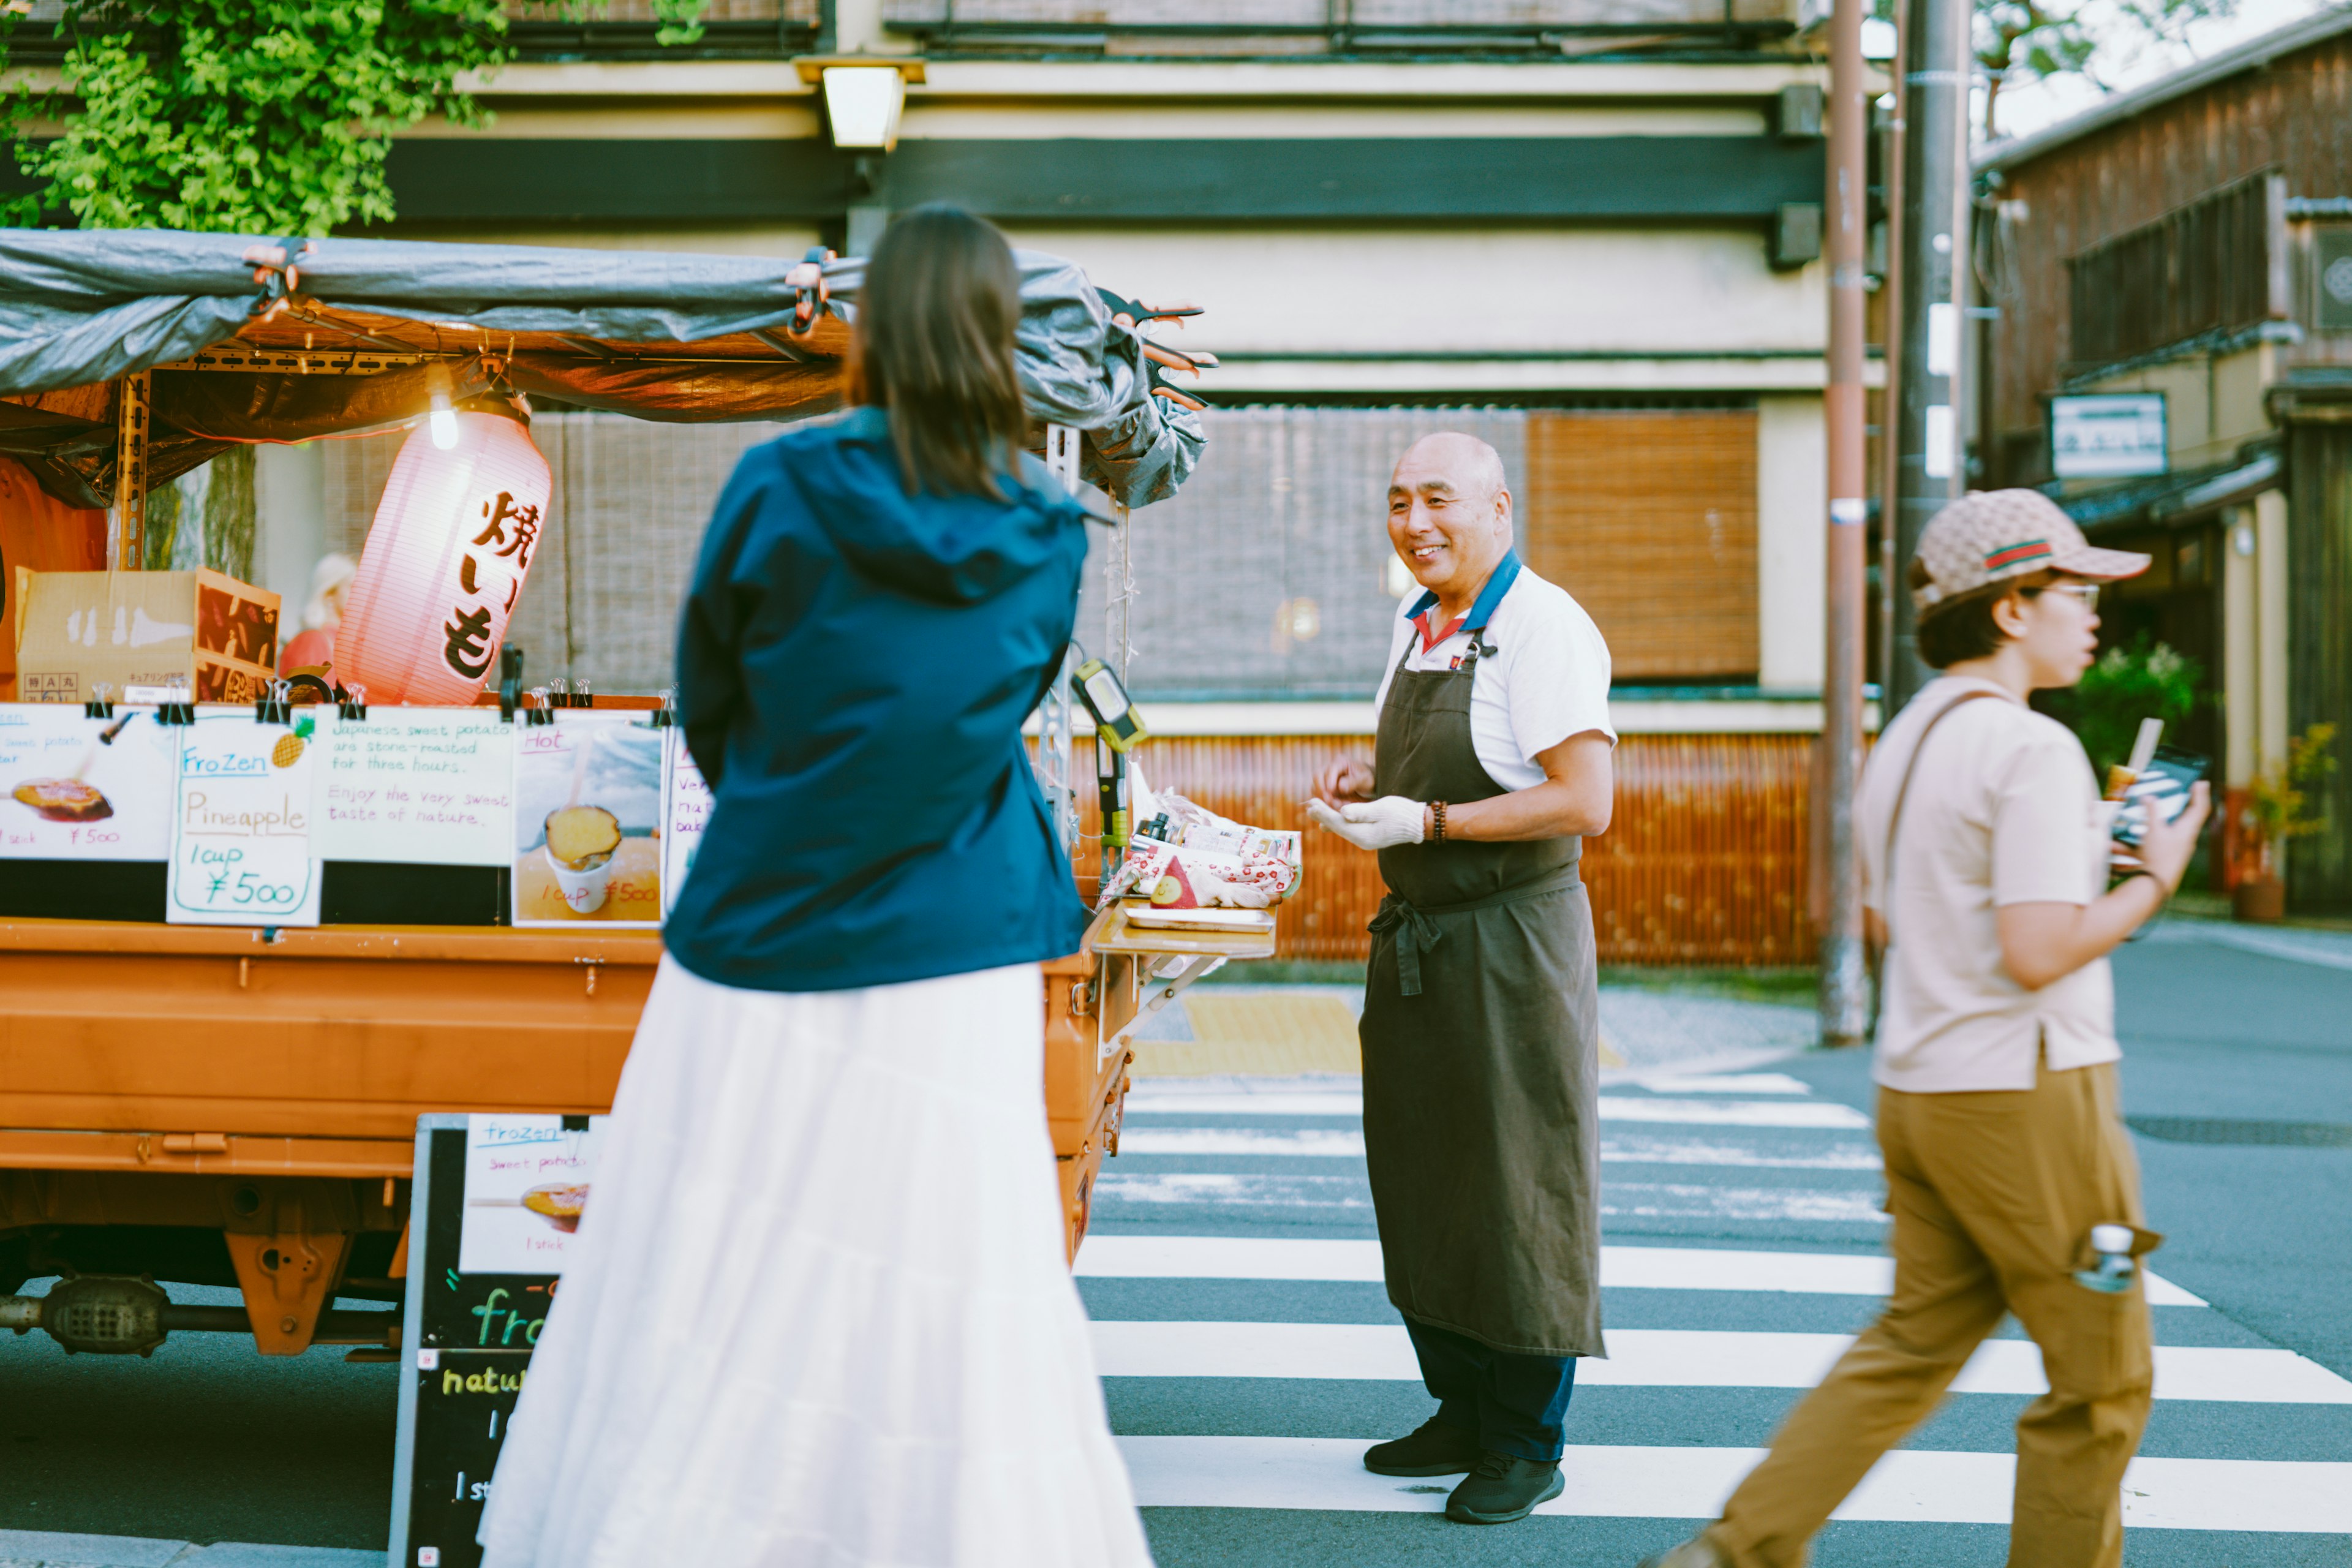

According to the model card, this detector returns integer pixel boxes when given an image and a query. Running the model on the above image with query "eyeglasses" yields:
[2021,581,2100,612]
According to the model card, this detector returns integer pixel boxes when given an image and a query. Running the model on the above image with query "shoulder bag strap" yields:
[1879,688,2009,921]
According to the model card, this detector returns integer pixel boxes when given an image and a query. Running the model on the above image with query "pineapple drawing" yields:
[270,715,317,769]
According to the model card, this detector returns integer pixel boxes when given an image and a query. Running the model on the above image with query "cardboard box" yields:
[12,568,280,705]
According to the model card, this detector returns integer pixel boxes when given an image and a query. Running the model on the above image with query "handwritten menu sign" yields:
[510,715,663,928]
[393,1114,606,1568]
[317,708,516,866]
[166,706,322,925]
[660,729,709,918]
[0,703,177,860]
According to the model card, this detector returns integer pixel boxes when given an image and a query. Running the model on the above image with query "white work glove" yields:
[1306,796,1426,851]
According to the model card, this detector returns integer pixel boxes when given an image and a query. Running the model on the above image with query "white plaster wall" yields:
[998,225,1824,359]
[2082,343,2277,475]
[1755,393,1826,691]
[2256,486,2290,773]
[2223,502,2260,786]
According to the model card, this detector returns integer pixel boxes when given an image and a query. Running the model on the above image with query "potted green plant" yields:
[2236,723,2339,922]
[2049,635,2201,778]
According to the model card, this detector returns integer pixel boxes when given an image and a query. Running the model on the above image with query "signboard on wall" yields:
[2315,226,2352,332]
[2051,393,2168,479]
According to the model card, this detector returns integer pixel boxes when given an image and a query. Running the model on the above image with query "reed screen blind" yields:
[321,404,1765,696]
[1521,409,1758,682]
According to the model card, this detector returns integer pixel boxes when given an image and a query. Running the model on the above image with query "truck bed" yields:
[0,918,1133,1353]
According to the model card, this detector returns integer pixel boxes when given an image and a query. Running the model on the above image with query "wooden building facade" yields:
[8,0,1867,962]
[1980,11,2352,909]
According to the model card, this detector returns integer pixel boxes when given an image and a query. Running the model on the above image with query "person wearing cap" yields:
[1638,491,2211,1568]
[1308,432,1616,1526]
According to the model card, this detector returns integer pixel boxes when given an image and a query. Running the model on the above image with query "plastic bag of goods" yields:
[1101,790,1302,911]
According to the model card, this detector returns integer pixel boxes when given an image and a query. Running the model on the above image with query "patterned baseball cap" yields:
[1913,489,2149,615]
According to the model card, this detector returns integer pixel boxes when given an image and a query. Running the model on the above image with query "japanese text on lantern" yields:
[445,492,540,680]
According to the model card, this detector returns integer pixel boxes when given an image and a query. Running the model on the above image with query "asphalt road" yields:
[2,926,2347,1566]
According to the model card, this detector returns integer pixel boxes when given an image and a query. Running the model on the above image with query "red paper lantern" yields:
[336,409,552,706]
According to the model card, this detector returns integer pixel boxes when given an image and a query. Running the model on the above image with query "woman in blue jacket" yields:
[482,207,1152,1568]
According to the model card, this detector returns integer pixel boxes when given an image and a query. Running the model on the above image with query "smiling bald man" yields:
[1308,432,1616,1526]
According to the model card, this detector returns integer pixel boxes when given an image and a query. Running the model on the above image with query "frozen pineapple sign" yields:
[167,707,323,925]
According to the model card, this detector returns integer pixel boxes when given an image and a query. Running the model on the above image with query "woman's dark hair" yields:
[1909,557,2024,668]
[850,205,1028,499]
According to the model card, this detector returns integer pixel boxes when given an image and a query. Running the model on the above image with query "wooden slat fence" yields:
[2064,172,2285,371]
[1057,731,1812,967]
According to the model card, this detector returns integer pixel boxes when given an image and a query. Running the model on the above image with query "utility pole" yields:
[1875,32,1906,705]
[1819,0,1870,1047]
[1888,0,1973,710]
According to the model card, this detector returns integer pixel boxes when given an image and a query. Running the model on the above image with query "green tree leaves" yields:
[1974,0,2239,135]
[2,1,706,234]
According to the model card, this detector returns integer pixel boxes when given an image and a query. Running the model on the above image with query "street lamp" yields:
[796,56,926,255]
[819,65,910,151]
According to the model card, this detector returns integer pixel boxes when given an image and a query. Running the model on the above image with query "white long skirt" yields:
[477,956,1153,1568]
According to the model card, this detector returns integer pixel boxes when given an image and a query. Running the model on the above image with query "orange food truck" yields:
[0,230,1267,1361]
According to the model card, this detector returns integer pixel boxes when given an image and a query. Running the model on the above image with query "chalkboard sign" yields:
[390,1112,605,1568]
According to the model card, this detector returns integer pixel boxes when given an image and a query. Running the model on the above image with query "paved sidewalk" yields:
[0,1532,377,1568]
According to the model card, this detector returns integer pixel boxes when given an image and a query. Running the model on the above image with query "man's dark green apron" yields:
[1360,554,1605,1360]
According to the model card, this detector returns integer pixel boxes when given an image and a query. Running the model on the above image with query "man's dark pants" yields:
[1406,1317,1578,1462]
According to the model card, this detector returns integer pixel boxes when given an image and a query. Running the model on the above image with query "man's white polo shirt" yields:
[1374,565,1616,793]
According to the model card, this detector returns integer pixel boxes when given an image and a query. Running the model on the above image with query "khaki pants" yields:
[1706,1060,2155,1568]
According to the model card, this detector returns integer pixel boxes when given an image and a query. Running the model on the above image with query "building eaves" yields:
[2048,445,2281,533]
[1976,5,2352,175]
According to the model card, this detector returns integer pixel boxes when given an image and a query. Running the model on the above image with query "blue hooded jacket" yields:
[663,406,1095,992]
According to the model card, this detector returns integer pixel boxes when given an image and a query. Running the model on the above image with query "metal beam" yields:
[109,371,151,569]
[166,345,448,375]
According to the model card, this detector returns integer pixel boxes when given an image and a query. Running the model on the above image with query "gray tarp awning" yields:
[0,228,1202,510]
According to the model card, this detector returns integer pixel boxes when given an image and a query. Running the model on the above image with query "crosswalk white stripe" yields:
[1599,1137,1881,1170]
[1125,1093,1366,1116]
[1118,1128,1368,1157]
[1597,1098,1874,1129]
[1115,1128,1883,1170]
[1600,1182,1889,1224]
[1074,1235,2210,1307]
[1114,1436,2352,1533]
[1088,1321,2352,1403]
[1123,1093,1872,1129]
[1094,1172,1893,1224]
[1633,1072,1814,1095]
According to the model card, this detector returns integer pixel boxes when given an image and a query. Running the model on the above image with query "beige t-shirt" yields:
[1859,676,2119,1092]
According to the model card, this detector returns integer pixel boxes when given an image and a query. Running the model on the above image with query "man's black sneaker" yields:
[1446,1450,1565,1525]
[1362,1417,1482,1477]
